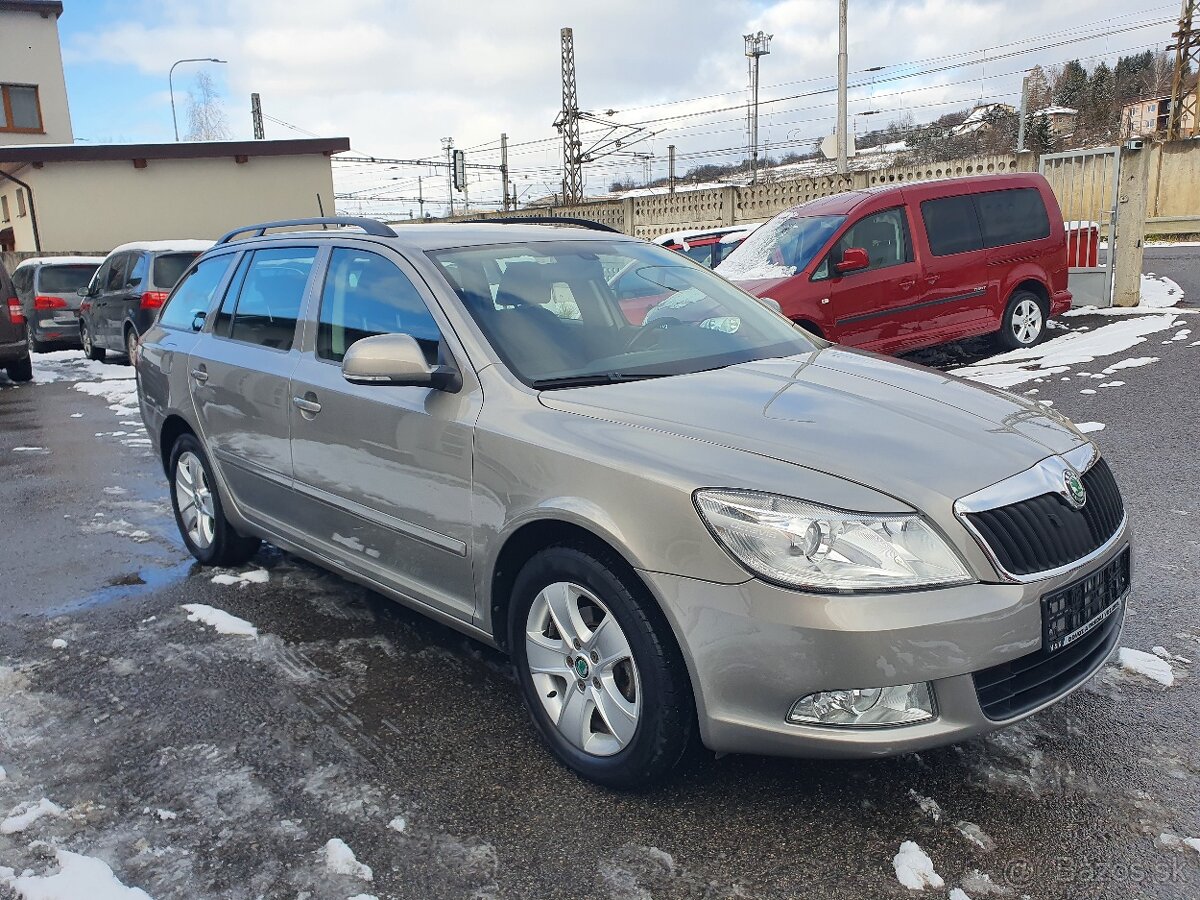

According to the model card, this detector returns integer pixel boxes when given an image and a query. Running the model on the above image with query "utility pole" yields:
[555,27,584,203]
[1167,0,1199,140]
[1016,74,1030,152]
[500,132,512,210]
[417,176,425,220]
[250,92,264,139]
[441,137,454,217]
[744,31,772,184]
[668,144,676,193]
[836,0,848,174]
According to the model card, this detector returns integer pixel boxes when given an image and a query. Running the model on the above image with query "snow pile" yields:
[387,815,407,833]
[324,838,373,881]
[50,639,67,650]
[74,379,139,418]
[1075,422,1105,433]
[0,848,154,899]
[210,569,269,587]
[950,314,1177,388]
[181,604,258,639]
[1102,356,1157,373]
[1118,648,1175,686]
[955,821,996,851]
[347,895,380,900]
[1062,274,1188,316]
[907,790,942,822]
[893,841,944,890]
[949,890,972,900]
[0,798,65,834]
[1159,832,1200,853]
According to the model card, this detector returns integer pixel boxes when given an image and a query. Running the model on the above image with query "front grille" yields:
[974,547,1129,720]
[964,457,1124,576]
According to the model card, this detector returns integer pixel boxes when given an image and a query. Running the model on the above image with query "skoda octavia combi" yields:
[136,217,1129,788]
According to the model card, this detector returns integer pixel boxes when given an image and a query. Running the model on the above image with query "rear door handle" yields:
[292,395,322,415]
[924,274,941,285]
[190,367,208,383]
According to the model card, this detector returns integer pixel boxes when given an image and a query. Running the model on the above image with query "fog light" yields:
[787,683,935,727]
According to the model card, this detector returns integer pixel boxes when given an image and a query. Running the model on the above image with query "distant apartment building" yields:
[1121,95,1196,138]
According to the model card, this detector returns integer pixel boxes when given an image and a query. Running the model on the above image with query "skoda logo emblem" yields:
[574,656,590,679]
[1063,469,1087,509]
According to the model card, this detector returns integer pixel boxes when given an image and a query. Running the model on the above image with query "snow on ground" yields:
[907,790,942,822]
[50,638,67,650]
[1063,274,1191,316]
[347,895,380,900]
[323,838,373,881]
[0,848,154,899]
[1159,833,1200,853]
[1118,648,1176,686]
[954,821,996,852]
[0,798,65,834]
[892,841,944,890]
[949,314,1177,388]
[181,604,258,639]
[948,890,972,900]
[1075,422,1105,433]
[387,815,407,833]
[210,569,270,587]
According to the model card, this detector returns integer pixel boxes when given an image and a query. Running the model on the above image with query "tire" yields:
[25,324,44,354]
[168,433,260,566]
[6,356,33,383]
[81,320,105,361]
[509,543,695,789]
[125,327,138,366]
[997,290,1047,351]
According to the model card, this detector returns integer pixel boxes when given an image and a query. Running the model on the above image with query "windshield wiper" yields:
[531,372,675,389]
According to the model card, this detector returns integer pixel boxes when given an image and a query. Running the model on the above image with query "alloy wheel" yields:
[1012,298,1043,344]
[81,324,92,356]
[174,451,216,550]
[524,581,641,756]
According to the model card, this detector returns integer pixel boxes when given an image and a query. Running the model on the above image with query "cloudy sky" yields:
[57,0,1179,216]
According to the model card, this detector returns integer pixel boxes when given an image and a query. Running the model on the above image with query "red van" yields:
[715,173,1071,354]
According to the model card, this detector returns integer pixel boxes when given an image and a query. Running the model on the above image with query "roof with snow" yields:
[1035,106,1078,116]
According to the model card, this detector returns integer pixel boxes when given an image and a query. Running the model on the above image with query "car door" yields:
[913,193,994,339]
[189,245,319,522]
[99,252,131,347]
[81,257,111,341]
[810,205,921,349]
[288,244,480,622]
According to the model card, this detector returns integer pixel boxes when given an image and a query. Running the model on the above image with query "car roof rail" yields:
[215,217,396,245]
[455,215,620,234]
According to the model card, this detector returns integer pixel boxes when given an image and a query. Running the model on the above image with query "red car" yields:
[716,173,1071,354]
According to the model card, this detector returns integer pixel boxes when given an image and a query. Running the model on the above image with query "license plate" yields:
[1042,547,1130,653]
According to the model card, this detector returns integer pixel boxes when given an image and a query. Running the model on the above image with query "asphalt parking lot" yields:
[0,256,1197,899]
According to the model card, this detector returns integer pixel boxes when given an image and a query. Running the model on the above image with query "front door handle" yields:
[190,367,208,383]
[898,278,917,290]
[292,395,322,416]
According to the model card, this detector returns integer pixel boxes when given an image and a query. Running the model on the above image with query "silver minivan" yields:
[136,217,1130,788]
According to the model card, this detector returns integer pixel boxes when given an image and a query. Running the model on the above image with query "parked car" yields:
[10,256,104,351]
[138,216,1128,788]
[716,173,1071,353]
[0,259,32,381]
[79,240,212,361]
[655,223,762,268]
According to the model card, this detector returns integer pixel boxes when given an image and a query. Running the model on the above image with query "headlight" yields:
[694,489,973,592]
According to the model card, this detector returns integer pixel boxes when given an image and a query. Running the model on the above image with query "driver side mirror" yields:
[76,286,91,298]
[342,333,461,392]
[834,247,870,274]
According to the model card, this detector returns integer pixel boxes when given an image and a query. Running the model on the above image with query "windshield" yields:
[716,213,845,282]
[153,252,201,289]
[36,264,99,294]
[429,239,817,387]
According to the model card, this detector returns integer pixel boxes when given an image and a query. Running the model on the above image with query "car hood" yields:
[538,346,1088,510]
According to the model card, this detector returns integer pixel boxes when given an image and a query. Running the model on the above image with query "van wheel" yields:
[997,290,1046,350]
[168,433,260,566]
[81,321,105,361]
[6,356,33,383]
[125,327,139,365]
[26,324,44,354]
[509,543,694,789]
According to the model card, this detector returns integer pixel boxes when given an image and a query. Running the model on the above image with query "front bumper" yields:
[643,524,1129,758]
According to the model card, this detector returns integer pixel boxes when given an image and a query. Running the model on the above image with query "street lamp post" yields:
[169,57,227,141]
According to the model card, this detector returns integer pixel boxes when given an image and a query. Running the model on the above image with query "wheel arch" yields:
[158,414,196,477]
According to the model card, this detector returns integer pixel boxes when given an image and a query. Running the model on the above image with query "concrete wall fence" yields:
[451,141,1200,240]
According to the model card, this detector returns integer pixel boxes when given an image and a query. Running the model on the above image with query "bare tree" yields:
[185,71,230,141]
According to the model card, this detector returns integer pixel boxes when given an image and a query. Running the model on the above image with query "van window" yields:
[921,196,984,256]
[226,248,317,351]
[814,207,912,279]
[37,264,98,294]
[975,188,1050,248]
[154,252,202,289]
[159,254,238,331]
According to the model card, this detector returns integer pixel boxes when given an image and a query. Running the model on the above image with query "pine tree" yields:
[1084,61,1116,139]
[1026,113,1055,154]
[1053,60,1088,111]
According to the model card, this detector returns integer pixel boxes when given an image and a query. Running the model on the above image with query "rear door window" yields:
[153,252,201,290]
[226,247,317,351]
[159,254,238,331]
[317,247,441,364]
[975,188,1051,248]
[920,196,984,256]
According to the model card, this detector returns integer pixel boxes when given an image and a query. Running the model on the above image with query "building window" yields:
[15,190,26,218]
[1,195,9,223]
[0,84,44,133]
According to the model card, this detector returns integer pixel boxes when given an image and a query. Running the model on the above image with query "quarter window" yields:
[317,248,441,364]
[975,188,1050,248]
[921,195,984,256]
[225,248,316,350]
[159,254,238,331]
